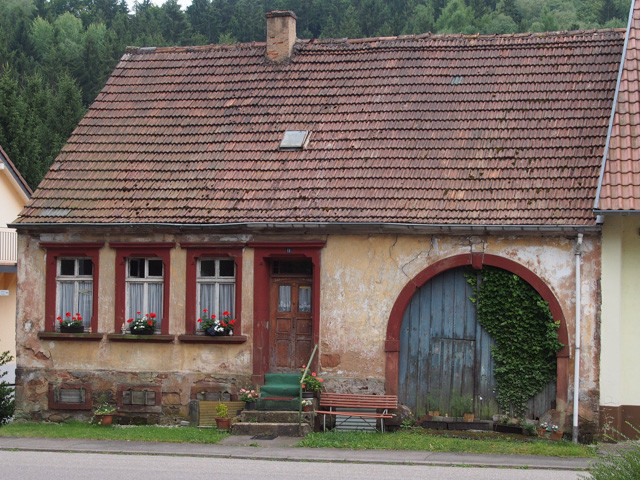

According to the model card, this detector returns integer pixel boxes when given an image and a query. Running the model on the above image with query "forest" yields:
[0,0,632,190]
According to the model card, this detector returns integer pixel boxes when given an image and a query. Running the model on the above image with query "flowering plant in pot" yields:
[58,312,84,333]
[214,403,231,431]
[127,312,157,334]
[301,399,313,412]
[299,365,323,396]
[239,388,258,410]
[93,395,117,425]
[197,309,236,336]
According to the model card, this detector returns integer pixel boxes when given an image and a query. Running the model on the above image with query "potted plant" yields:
[239,388,258,410]
[540,422,563,441]
[214,403,231,431]
[301,399,313,412]
[299,365,323,397]
[93,395,117,425]
[58,312,84,333]
[127,312,157,335]
[197,309,236,336]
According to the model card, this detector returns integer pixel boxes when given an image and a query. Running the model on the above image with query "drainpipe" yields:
[572,233,583,443]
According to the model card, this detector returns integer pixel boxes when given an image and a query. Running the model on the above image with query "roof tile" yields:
[17,30,626,226]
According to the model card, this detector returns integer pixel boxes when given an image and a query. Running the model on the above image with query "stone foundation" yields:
[15,367,253,424]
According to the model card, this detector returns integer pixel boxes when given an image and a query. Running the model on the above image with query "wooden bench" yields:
[316,392,398,432]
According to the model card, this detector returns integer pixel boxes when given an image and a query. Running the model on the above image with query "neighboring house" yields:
[596,0,640,440]
[0,146,32,384]
[11,11,623,437]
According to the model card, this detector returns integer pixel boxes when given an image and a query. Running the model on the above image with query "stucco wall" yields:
[15,230,600,426]
[600,216,640,408]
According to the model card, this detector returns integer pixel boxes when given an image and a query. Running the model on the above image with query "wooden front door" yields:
[269,274,313,371]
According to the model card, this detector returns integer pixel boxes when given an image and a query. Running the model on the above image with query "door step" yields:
[231,410,313,437]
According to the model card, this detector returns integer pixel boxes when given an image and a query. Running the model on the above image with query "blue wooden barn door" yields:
[398,267,496,417]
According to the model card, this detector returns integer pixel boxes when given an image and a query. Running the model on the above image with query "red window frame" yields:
[41,242,103,333]
[111,242,174,335]
[181,243,244,336]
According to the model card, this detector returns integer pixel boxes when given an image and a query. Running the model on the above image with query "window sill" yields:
[178,334,248,344]
[107,334,175,343]
[38,332,104,341]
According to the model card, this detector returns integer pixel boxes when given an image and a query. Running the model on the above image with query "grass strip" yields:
[296,430,597,458]
[0,422,228,444]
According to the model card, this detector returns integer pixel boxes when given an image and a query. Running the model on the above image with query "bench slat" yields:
[319,393,397,410]
[315,410,393,419]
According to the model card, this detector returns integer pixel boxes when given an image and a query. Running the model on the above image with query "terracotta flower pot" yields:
[303,405,312,412]
[215,417,231,431]
[549,430,564,441]
[96,414,114,426]
[463,413,475,422]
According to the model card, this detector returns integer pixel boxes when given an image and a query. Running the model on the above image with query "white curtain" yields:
[299,286,311,313]
[199,284,215,317]
[58,282,74,317]
[78,282,92,328]
[148,283,163,329]
[278,285,291,312]
[219,284,235,317]
[128,283,144,319]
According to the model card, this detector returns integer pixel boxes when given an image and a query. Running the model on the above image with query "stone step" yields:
[231,421,312,437]
[239,409,313,424]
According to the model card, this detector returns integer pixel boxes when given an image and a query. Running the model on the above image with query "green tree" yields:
[435,0,475,33]
[403,0,436,34]
[161,0,192,45]
[0,351,14,425]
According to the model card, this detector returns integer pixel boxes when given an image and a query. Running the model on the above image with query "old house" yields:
[11,11,623,436]
[0,146,31,384]
[597,0,640,439]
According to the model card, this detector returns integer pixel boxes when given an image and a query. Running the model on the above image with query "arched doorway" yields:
[398,265,558,418]
[385,254,570,415]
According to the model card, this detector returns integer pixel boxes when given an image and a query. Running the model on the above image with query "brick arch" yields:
[384,253,570,406]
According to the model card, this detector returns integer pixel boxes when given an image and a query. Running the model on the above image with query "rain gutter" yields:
[594,0,635,211]
[9,221,601,234]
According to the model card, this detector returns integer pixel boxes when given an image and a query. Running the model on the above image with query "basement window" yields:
[279,130,310,151]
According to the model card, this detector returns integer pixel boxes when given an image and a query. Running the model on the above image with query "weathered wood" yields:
[398,266,556,419]
[269,274,313,371]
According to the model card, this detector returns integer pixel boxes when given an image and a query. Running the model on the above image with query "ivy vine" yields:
[468,267,563,417]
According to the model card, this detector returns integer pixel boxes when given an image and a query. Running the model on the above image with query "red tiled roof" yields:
[16,30,625,227]
[598,1,640,212]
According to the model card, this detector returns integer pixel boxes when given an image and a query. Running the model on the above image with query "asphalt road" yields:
[0,450,588,480]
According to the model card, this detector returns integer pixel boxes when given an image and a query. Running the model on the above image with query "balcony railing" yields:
[0,228,17,264]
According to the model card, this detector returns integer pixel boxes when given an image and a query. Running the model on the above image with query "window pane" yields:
[78,282,92,327]
[199,259,216,277]
[129,258,144,278]
[128,283,144,319]
[199,283,215,317]
[299,286,311,313]
[148,283,163,328]
[59,389,83,403]
[219,284,235,317]
[278,286,291,312]
[58,282,75,317]
[60,259,75,276]
[219,260,235,277]
[148,259,163,277]
[78,259,93,276]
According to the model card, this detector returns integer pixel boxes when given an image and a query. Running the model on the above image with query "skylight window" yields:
[279,130,310,151]
[451,76,463,85]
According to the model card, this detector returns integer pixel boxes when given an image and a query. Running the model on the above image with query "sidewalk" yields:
[0,435,595,471]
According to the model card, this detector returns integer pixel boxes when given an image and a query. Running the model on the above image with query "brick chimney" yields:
[266,11,297,62]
